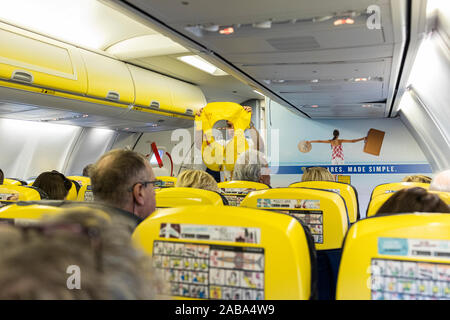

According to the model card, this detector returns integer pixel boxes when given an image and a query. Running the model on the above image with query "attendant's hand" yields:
[242,106,252,113]
[195,108,204,117]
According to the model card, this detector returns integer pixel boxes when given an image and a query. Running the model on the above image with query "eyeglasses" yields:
[127,180,162,192]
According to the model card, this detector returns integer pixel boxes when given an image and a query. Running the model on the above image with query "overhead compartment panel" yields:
[169,79,206,115]
[0,24,87,95]
[127,64,174,111]
[79,49,135,105]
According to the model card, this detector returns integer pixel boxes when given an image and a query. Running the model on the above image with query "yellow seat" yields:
[0,203,64,225]
[370,182,430,200]
[0,185,47,203]
[132,205,316,300]
[218,181,269,206]
[0,202,111,226]
[240,188,349,250]
[3,178,26,186]
[336,213,450,300]
[76,184,94,201]
[65,181,79,200]
[290,181,359,223]
[67,176,91,188]
[156,176,177,188]
[367,190,450,217]
[155,187,224,208]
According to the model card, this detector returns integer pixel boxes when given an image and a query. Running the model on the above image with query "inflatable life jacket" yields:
[195,102,251,172]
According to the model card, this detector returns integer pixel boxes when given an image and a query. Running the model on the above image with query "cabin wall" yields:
[0,118,81,180]
[398,30,450,171]
[265,99,432,217]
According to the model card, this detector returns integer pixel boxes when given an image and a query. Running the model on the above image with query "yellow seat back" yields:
[218,181,269,206]
[156,187,224,208]
[0,202,111,226]
[0,185,46,202]
[0,203,64,225]
[371,182,430,200]
[65,181,79,200]
[132,205,314,300]
[67,176,91,188]
[76,184,94,201]
[290,181,359,223]
[336,213,450,300]
[240,188,349,250]
[156,176,177,188]
[367,190,450,217]
[3,178,26,186]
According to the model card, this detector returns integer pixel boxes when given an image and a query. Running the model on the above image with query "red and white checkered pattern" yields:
[332,144,344,164]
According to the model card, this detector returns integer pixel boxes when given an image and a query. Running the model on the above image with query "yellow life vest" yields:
[195,102,251,172]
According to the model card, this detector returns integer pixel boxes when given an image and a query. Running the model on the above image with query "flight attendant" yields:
[195,105,264,182]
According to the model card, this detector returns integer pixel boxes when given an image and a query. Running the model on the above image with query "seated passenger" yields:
[0,207,164,299]
[232,150,271,186]
[376,187,450,215]
[429,169,450,192]
[33,170,72,200]
[0,169,3,185]
[90,149,157,222]
[301,167,334,182]
[82,164,93,177]
[402,174,432,183]
[176,169,221,193]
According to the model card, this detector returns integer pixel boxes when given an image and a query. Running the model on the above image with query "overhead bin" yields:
[127,64,174,111]
[79,48,135,105]
[127,63,205,115]
[170,78,206,115]
[0,23,87,95]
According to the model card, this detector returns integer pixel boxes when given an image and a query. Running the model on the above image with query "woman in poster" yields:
[306,129,367,165]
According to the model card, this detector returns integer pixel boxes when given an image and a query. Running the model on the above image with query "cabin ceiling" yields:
[0,0,411,128]
[111,0,409,119]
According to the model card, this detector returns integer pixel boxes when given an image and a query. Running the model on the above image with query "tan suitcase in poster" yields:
[364,128,385,156]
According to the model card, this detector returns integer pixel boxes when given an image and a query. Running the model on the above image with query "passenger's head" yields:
[301,167,334,182]
[0,169,3,185]
[232,150,270,186]
[332,129,339,140]
[429,169,450,192]
[33,171,72,200]
[90,149,156,220]
[82,164,93,177]
[402,175,432,183]
[0,207,163,299]
[376,187,450,215]
[176,170,220,193]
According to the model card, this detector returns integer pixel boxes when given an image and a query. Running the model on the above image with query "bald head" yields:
[430,170,450,192]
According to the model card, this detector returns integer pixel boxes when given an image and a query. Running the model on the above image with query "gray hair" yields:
[232,150,268,182]
[429,169,450,192]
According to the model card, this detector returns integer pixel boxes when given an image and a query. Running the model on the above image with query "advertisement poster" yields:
[266,100,432,217]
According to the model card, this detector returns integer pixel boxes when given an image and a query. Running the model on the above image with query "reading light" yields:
[177,55,228,76]
[219,27,234,35]
[311,105,319,108]
[311,79,319,83]
[253,90,265,97]
[334,18,355,26]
